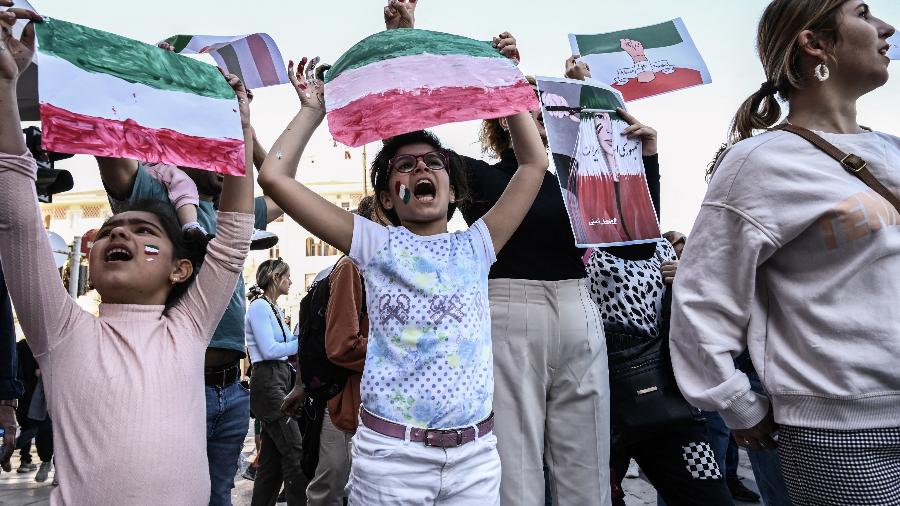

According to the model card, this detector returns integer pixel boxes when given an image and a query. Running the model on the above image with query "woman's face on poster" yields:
[593,113,615,157]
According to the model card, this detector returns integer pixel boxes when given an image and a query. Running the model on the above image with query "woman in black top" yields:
[460,65,659,504]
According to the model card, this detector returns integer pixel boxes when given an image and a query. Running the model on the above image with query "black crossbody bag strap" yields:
[773,124,900,213]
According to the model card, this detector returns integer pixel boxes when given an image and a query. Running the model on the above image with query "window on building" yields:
[269,244,280,259]
[305,238,340,257]
[82,204,104,218]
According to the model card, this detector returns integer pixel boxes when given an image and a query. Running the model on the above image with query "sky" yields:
[24,0,900,234]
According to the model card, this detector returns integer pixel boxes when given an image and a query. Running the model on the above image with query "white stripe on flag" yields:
[229,37,264,90]
[38,53,242,141]
[325,53,525,111]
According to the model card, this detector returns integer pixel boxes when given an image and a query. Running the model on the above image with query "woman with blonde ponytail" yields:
[244,258,306,504]
[670,0,900,504]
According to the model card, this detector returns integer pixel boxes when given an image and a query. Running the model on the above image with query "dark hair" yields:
[369,130,470,227]
[479,118,510,159]
[355,195,377,221]
[728,0,847,144]
[104,199,209,307]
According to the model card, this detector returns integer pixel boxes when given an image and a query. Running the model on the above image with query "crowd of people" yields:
[0,0,898,505]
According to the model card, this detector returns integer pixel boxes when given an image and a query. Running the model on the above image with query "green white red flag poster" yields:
[325,28,537,147]
[569,18,711,102]
[537,76,660,247]
[35,18,245,175]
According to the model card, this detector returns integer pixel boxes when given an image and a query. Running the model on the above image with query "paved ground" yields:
[0,427,762,505]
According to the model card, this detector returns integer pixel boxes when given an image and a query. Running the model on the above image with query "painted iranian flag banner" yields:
[162,33,289,89]
[35,18,245,175]
[570,18,711,102]
[325,28,538,147]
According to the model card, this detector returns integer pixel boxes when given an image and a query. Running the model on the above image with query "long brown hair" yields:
[728,0,847,144]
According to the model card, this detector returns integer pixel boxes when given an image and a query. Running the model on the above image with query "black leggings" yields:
[16,417,53,463]
[611,420,734,506]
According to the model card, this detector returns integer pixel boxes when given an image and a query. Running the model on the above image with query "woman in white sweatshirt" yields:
[669,1,898,505]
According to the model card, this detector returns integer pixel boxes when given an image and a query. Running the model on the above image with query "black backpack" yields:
[297,260,365,402]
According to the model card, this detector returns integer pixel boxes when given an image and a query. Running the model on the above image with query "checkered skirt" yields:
[778,425,900,505]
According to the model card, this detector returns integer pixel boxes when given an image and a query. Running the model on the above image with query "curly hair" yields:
[369,130,470,226]
[478,76,537,159]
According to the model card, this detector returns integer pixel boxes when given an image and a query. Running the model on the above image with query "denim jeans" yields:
[206,381,251,506]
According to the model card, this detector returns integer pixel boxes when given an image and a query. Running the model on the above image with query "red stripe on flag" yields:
[328,82,537,147]
[246,34,280,87]
[39,103,245,175]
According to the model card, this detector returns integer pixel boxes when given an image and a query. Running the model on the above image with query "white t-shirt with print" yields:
[349,215,496,429]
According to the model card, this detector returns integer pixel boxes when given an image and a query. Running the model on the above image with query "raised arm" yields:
[95,156,139,201]
[0,8,86,355]
[216,73,254,215]
[257,58,354,253]
[170,73,254,337]
[481,111,548,253]
[250,122,288,224]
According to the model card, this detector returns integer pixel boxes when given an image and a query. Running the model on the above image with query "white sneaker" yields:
[35,461,52,482]
[250,229,279,250]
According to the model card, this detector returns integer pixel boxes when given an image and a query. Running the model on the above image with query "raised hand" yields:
[288,56,325,113]
[616,107,657,156]
[384,0,417,30]
[219,70,250,129]
[0,3,41,82]
[565,54,591,81]
[620,38,648,63]
[492,31,520,64]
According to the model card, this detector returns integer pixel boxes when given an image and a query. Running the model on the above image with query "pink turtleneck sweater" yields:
[0,151,253,505]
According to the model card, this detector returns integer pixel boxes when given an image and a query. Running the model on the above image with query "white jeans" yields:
[347,424,501,505]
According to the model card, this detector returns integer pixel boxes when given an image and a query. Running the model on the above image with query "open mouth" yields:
[880,45,890,57]
[413,179,437,203]
[105,246,133,263]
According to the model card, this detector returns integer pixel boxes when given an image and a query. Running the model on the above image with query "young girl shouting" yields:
[0,8,256,505]
[259,57,547,504]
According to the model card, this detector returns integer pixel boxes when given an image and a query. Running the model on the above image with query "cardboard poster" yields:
[569,18,711,101]
[537,77,660,247]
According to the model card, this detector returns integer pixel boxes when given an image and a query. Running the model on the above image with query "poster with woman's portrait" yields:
[537,77,660,247]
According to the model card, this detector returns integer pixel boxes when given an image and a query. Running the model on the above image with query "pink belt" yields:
[360,409,494,448]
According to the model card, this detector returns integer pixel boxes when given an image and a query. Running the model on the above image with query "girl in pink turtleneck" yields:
[0,7,255,505]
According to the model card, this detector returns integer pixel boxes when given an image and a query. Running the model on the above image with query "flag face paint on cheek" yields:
[395,181,411,204]
[144,244,160,261]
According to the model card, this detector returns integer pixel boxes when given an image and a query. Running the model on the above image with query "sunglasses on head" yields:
[388,151,449,173]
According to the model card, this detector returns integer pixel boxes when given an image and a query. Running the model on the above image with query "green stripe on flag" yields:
[36,19,234,100]
[326,28,505,83]
[574,20,682,56]
[165,34,195,53]
[579,86,623,120]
